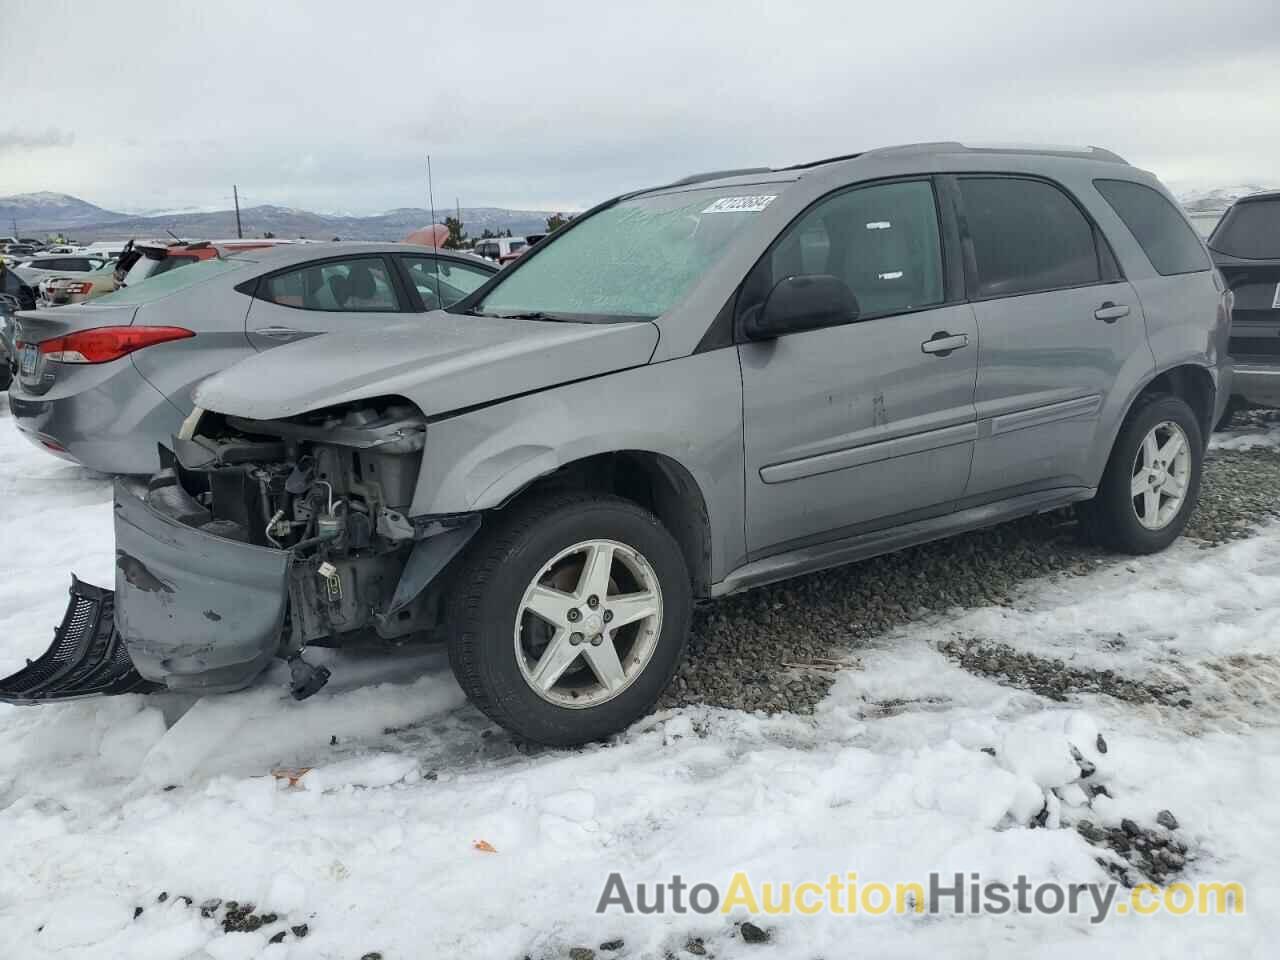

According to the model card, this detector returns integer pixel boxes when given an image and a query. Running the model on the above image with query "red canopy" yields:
[403,224,449,248]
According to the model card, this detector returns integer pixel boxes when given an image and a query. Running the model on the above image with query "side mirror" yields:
[744,274,860,340]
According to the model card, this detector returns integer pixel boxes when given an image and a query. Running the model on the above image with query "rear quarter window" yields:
[1094,179,1210,275]
[1208,198,1280,260]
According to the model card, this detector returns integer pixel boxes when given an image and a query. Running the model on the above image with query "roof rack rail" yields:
[775,152,864,171]
[664,167,772,187]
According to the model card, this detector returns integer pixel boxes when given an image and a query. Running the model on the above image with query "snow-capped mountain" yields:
[0,192,560,241]
[0,192,124,230]
[1176,184,1275,214]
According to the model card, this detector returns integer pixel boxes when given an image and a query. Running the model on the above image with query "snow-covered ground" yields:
[2,403,1279,960]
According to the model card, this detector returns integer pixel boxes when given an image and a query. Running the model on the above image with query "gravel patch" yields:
[659,430,1280,716]
[936,638,1193,706]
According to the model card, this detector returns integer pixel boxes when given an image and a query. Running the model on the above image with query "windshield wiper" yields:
[491,311,579,323]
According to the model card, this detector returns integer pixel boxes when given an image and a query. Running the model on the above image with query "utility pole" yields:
[233,185,243,239]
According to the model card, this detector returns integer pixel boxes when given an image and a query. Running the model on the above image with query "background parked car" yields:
[498,232,546,265]
[11,253,114,289]
[8,242,497,472]
[39,261,119,306]
[1208,190,1280,415]
[473,236,527,262]
[114,238,289,288]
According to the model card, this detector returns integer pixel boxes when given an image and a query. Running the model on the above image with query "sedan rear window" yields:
[1209,198,1280,260]
[94,257,245,305]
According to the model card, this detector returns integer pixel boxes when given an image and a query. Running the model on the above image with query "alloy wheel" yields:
[514,539,664,708]
[1130,419,1191,530]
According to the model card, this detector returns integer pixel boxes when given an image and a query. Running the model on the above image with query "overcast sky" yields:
[2,0,1278,215]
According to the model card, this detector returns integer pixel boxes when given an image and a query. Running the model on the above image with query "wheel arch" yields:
[1133,363,1216,445]
[494,450,714,599]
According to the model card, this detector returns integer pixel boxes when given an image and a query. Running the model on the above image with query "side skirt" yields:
[711,487,1094,597]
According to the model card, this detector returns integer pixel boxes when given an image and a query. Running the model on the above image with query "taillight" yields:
[61,282,94,296]
[35,326,195,364]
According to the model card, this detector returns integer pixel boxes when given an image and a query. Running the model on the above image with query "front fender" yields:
[410,349,746,581]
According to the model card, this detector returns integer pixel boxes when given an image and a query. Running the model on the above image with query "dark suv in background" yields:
[1209,191,1280,412]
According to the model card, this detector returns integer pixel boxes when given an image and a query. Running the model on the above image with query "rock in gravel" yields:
[269,931,286,944]
[686,938,707,955]
[1076,820,1107,843]
[1096,734,1108,754]
[569,949,595,960]
[1156,809,1179,830]
[739,921,769,943]
[1121,818,1142,837]
[599,940,625,952]
[290,924,309,939]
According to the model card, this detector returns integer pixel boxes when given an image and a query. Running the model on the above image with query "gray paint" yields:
[182,143,1228,593]
[102,144,1230,690]
[6,243,495,473]
[193,314,660,421]
[114,479,290,692]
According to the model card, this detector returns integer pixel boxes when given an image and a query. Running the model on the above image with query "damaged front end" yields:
[1,400,479,705]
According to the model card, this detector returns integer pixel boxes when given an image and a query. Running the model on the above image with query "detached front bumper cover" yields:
[0,576,159,704]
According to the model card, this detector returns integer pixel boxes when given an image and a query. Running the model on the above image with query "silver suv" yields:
[4,143,1231,746]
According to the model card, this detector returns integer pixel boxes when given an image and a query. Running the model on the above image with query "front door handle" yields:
[255,326,311,341]
[1094,302,1130,323]
[921,331,969,356]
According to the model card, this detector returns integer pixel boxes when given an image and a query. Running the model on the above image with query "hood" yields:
[193,312,660,420]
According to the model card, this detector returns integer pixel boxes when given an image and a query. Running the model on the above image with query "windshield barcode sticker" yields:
[1273,283,1280,309]
[702,195,777,214]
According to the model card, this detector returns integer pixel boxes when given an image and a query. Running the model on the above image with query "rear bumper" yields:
[8,362,184,473]
[1231,363,1280,408]
[114,478,290,693]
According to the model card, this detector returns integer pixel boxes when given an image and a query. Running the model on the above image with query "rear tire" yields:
[447,491,692,747]
[1078,395,1202,554]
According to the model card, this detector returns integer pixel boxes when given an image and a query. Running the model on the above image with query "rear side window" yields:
[1209,198,1280,260]
[960,177,1100,297]
[401,256,492,309]
[261,257,402,312]
[1094,179,1210,275]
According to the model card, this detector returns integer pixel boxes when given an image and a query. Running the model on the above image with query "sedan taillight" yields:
[31,326,195,364]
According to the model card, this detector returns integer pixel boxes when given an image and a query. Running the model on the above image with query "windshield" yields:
[94,256,244,305]
[474,187,775,320]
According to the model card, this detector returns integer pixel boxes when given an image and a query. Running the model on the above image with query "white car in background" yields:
[11,253,113,289]
[472,236,528,262]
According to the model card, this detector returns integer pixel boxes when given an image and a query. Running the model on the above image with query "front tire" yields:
[447,492,692,746]
[1078,395,1202,554]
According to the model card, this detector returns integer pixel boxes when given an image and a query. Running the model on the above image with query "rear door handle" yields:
[1094,302,1130,323]
[921,331,969,356]
[254,326,311,341]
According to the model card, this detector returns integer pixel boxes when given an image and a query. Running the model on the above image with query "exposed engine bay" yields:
[167,400,476,641]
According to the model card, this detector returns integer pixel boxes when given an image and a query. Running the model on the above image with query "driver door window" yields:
[746,180,945,323]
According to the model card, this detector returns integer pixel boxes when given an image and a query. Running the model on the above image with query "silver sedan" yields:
[6,242,496,473]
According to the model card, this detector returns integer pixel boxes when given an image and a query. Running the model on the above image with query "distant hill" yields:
[1176,185,1276,215]
[0,192,125,231]
[0,192,561,242]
